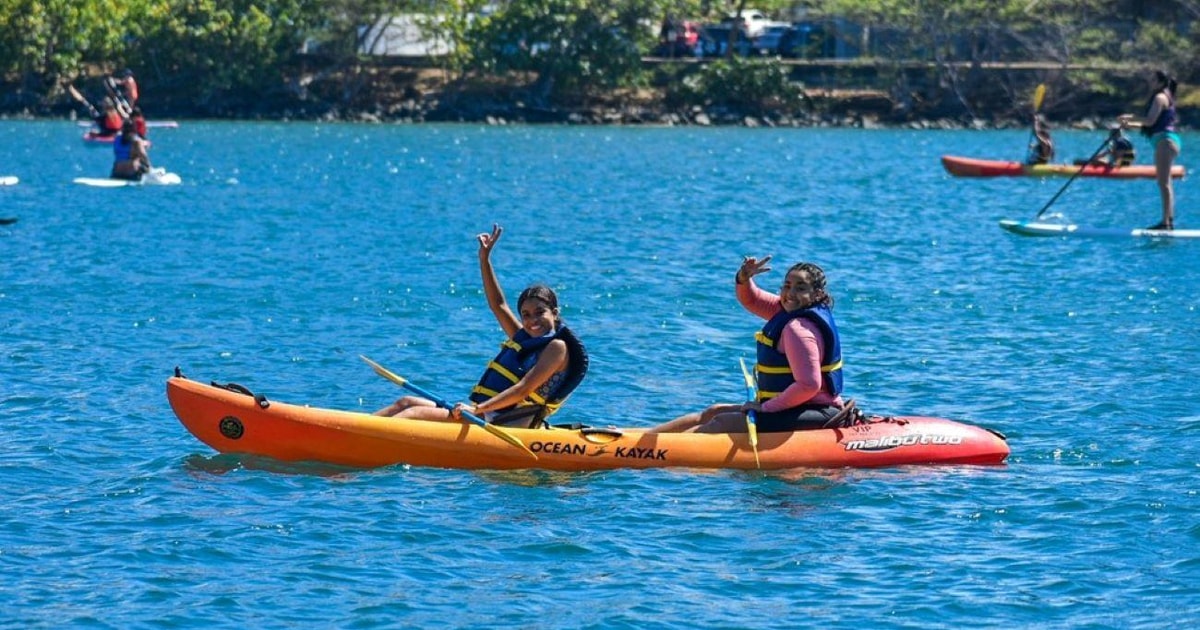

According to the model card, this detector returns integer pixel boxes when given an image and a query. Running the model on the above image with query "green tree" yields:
[466,0,657,103]
[130,0,320,112]
[0,0,146,95]
[418,0,494,77]
[670,55,805,114]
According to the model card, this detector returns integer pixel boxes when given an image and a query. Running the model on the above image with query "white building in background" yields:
[358,15,453,57]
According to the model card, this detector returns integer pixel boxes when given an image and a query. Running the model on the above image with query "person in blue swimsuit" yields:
[110,120,151,180]
[1119,70,1182,230]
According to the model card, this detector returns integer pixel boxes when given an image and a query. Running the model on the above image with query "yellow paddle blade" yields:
[359,355,408,387]
[748,421,760,467]
[1033,84,1046,112]
[738,357,756,390]
[738,358,761,468]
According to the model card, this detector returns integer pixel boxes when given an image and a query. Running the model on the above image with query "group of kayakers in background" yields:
[1026,110,1135,169]
[374,223,849,438]
[68,69,154,181]
[1023,69,1181,231]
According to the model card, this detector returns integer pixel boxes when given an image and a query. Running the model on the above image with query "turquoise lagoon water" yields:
[1,120,1198,628]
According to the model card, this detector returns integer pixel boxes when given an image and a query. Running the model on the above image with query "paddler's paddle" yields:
[738,357,761,469]
[359,355,538,460]
[1034,130,1117,219]
[66,84,99,118]
[103,76,133,118]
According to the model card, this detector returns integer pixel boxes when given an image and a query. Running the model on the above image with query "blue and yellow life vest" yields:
[754,304,843,402]
[469,324,588,425]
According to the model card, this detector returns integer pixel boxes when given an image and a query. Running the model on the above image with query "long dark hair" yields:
[1144,70,1178,110]
[119,120,137,143]
[517,283,562,324]
[788,262,834,308]
[1141,70,1178,136]
[1153,70,1178,99]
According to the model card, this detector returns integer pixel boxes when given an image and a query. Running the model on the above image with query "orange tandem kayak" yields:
[941,155,1185,179]
[166,375,1010,471]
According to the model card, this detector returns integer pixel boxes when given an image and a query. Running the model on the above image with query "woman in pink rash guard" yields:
[650,255,845,433]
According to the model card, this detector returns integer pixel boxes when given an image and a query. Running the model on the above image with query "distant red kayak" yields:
[942,155,1185,180]
[77,120,178,129]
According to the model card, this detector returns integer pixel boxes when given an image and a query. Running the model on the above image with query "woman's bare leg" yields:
[375,395,437,417]
[693,410,752,433]
[647,404,740,433]
[1155,139,1180,227]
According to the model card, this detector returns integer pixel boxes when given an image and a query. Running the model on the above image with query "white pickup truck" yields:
[720,9,786,39]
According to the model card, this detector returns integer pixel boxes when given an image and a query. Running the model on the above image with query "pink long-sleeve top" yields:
[736,280,843,412]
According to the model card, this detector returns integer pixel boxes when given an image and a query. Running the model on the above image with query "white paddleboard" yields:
[74,177,134,188]
[73,168,182,187]
[1000,219,1200,239]
[0,176,17,186]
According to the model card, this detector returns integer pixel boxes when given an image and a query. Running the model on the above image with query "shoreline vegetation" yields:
[7,59,1195,131]
[1,1,1195,129]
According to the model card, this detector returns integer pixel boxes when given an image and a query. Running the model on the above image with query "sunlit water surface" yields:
[2,121,1198,628]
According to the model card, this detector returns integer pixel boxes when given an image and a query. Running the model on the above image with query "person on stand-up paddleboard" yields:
[650,256,845,434]
[1119,70,1182,230]
[110,120,152,180]
[374,224,587,428]
[1026,113,1055,165]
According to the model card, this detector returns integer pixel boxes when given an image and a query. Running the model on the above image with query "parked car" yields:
[656,19,701,57]
[719,9,773,38]
[750,24,790,55]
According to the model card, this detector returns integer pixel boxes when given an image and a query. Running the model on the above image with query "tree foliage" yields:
[669,56,804,114]
[0,0,146,90]
[131,0,321,110]
[0,0,1196,114]
[465,0,654,101]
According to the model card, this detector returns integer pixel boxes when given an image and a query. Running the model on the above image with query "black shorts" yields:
[755,404,841,432]
[490,405,544,429]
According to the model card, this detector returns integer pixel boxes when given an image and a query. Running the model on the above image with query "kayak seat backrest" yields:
[526,325,589,429]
